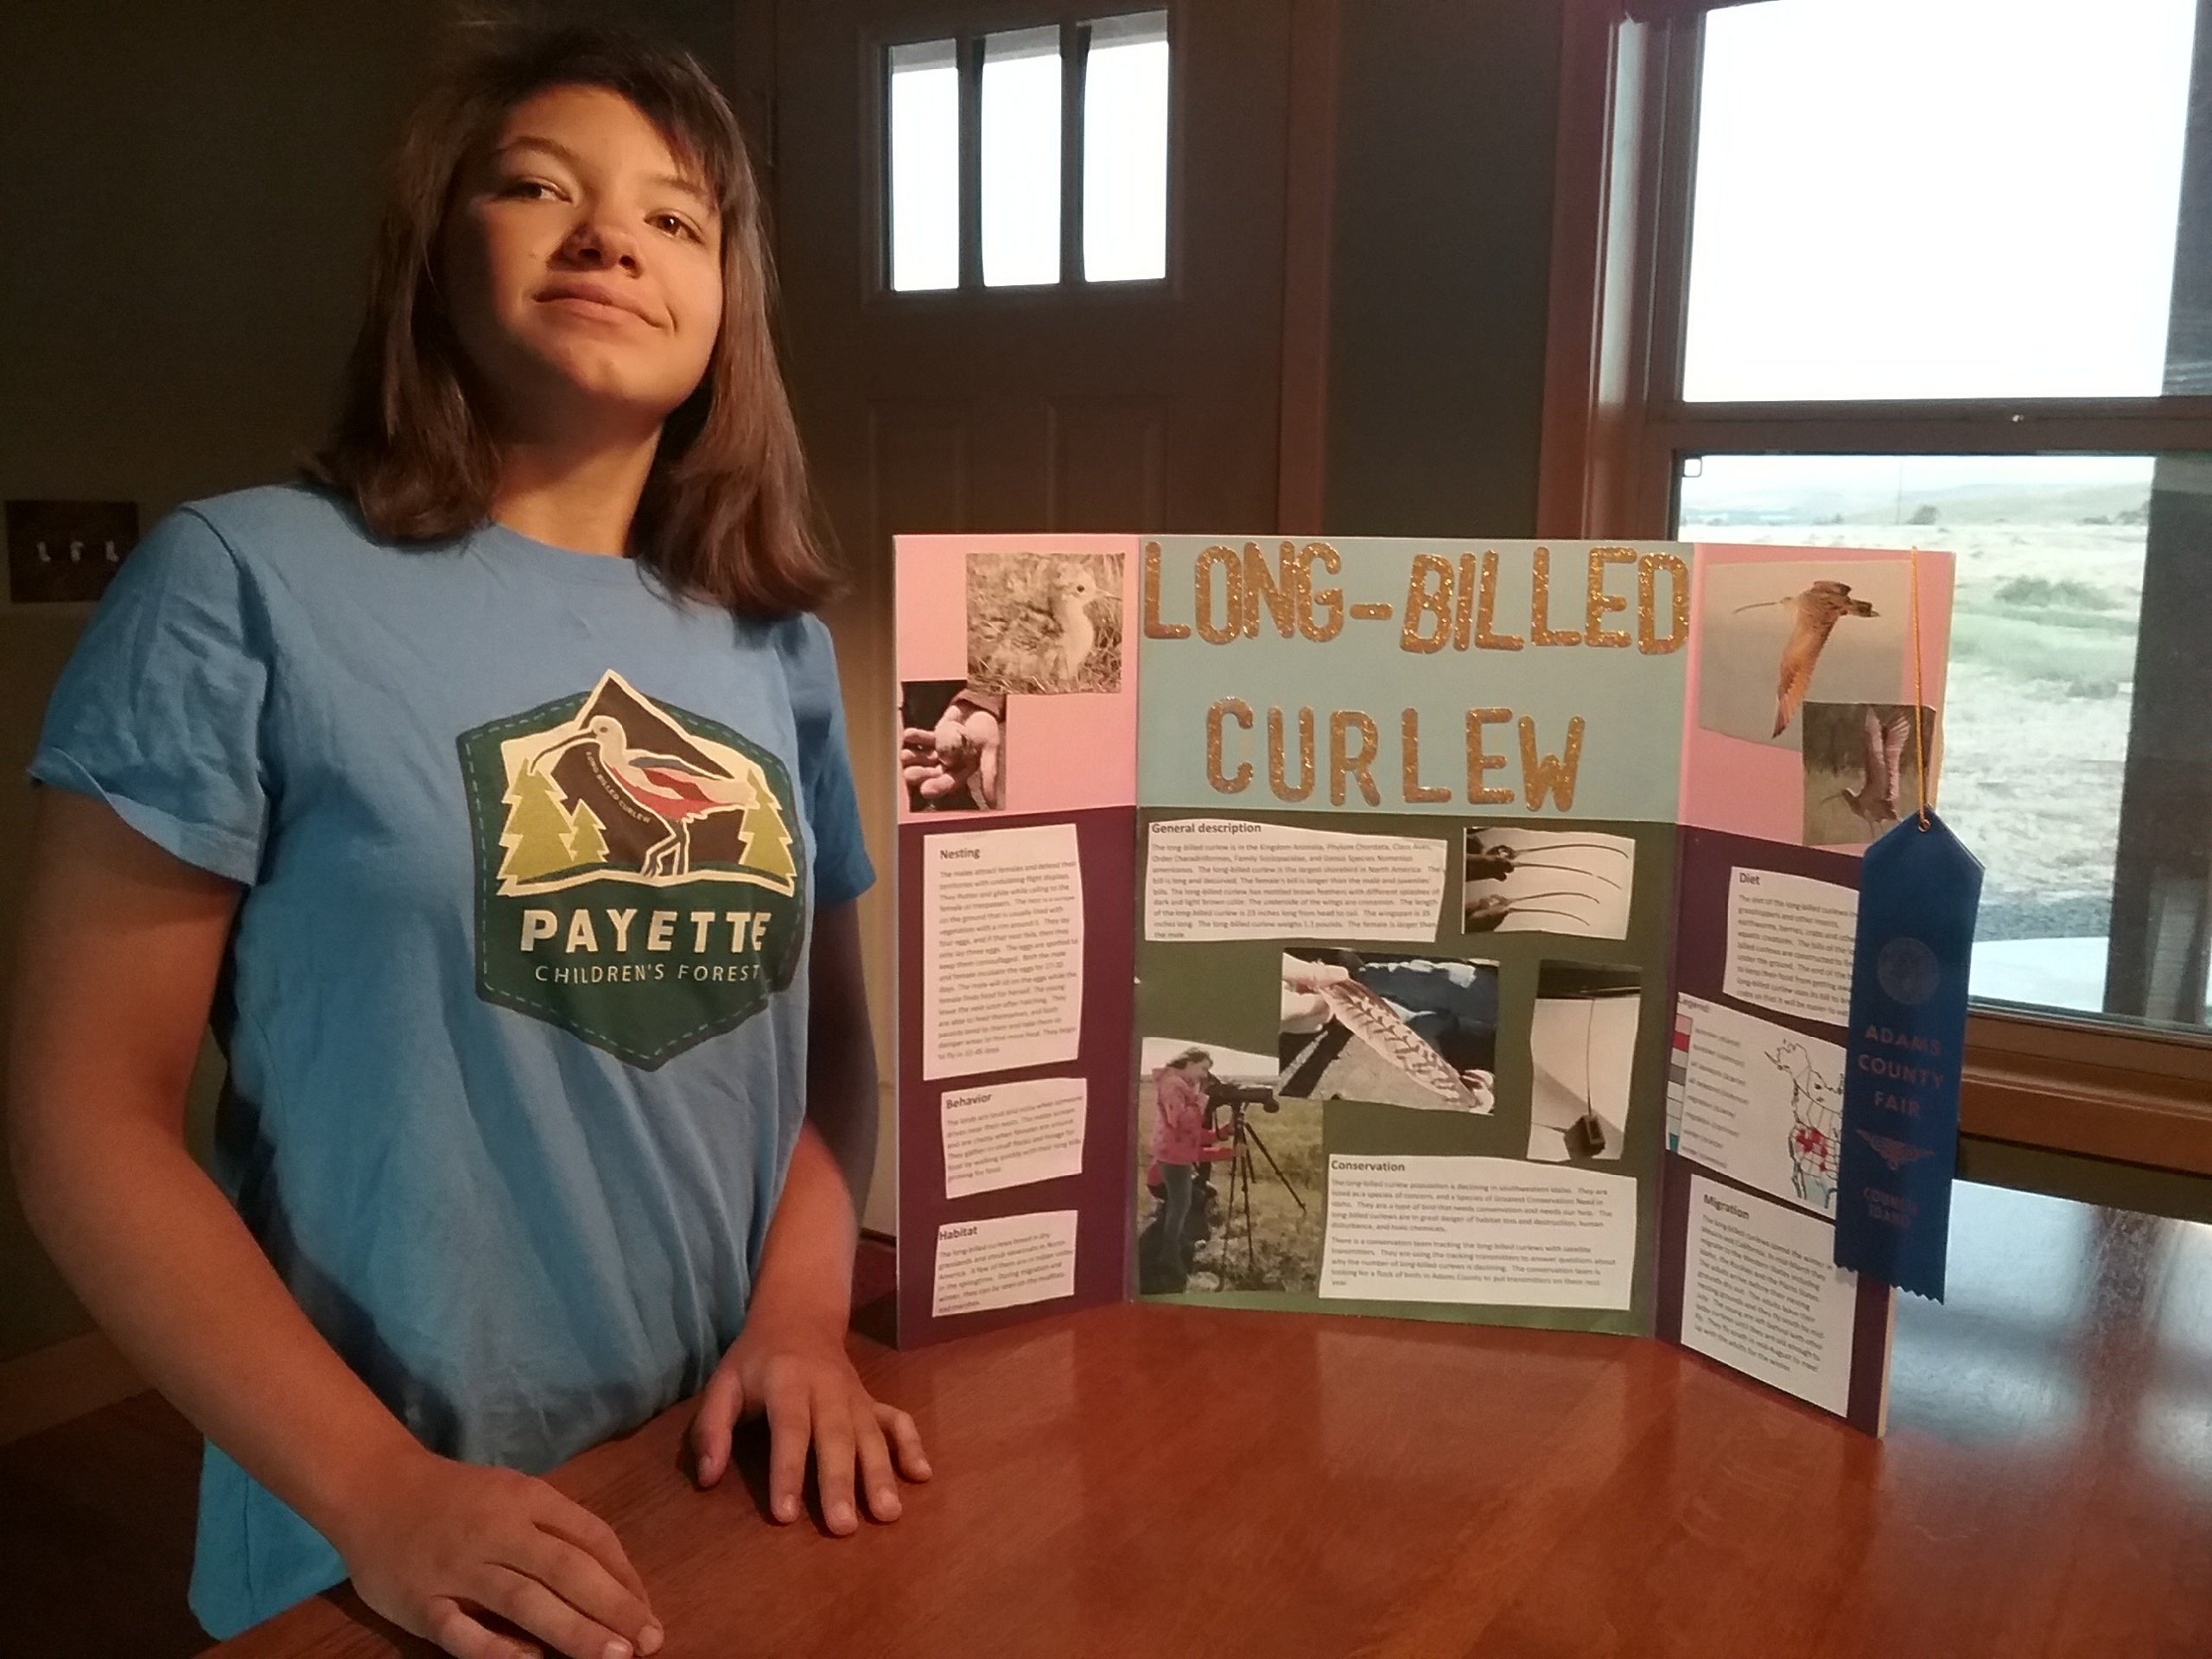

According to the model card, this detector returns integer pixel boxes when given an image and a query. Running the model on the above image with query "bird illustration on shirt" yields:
[1737,580,1879,736]
[532,715,755,878]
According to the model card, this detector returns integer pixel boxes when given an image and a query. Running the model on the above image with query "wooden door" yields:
[766,1,1306,1205]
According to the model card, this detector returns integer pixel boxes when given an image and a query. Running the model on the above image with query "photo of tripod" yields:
[1200,1081,1309,1285]
[1136,1039,1326,1296]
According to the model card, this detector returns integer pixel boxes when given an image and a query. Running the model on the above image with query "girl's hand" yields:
[686,1313,931,1535]
[338,1447,661,1659]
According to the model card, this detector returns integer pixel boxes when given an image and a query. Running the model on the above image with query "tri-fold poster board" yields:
[891,535,1953,1435]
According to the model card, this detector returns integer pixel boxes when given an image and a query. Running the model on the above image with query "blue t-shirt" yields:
[27,483,874,1638]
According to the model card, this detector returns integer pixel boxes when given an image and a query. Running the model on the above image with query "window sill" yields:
[1964,1008,2212,1175]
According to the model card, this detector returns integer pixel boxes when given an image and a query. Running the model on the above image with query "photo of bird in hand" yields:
[899,680,1007,812]
[1737,580,1878,736]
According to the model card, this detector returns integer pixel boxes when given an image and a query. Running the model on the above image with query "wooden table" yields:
[215,1181,2212,1656]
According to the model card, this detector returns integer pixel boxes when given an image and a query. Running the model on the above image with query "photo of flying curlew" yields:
[965,550,1124,696]
[1695,559,1912,748]
[1801,700,1938,848]
[1742,579,1879,736]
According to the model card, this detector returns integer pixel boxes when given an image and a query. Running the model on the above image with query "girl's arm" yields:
[686,899,931,1532]
[7,791,661,1659]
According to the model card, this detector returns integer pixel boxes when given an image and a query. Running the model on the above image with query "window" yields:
[887,41,960,292]
[1675,452,2198,1028]
[882,11,1172,293]
[1682,0,2198,403]
[1541,0,2212,1169]
[1082,12,1171,282]
[981,27,1065,286]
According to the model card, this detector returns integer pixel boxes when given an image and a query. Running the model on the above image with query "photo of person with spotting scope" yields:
[1134,1029,1325,1298]
[1135,1048,1235,1294]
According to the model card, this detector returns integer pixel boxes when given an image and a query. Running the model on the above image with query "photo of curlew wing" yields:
[1314,980,1485,1110]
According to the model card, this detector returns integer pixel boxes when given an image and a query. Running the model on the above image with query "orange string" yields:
[1910,546,1931,830]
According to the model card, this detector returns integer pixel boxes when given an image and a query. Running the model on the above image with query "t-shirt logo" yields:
[457,670,808,1069]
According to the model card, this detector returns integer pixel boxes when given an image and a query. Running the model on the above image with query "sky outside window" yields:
[1683,0,2196,402]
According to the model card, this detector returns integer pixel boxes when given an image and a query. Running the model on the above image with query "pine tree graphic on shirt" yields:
[498,767,586,883]
[564,802,609,868]
[456,671,810,1070]
[735,791,796,885]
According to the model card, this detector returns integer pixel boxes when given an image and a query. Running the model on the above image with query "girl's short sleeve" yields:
[778,614,876,909]
[28,506,272,886]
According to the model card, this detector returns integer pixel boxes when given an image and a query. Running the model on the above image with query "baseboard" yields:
[0,1327,147,1446]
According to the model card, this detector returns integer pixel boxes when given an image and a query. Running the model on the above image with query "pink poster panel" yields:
[1679,544,1955,852]
[894,534,1141,822]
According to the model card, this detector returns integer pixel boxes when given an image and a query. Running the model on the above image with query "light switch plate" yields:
[5,500,140,604]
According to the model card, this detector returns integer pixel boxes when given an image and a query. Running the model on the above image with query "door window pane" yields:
[888,40,960,292]
[1083,11,1169,282]
[1682,0,2199,401]
[1677,454,2211,1036]
[982,26,1064,287]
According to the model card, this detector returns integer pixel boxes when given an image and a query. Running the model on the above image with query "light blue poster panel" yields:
[1135,537,1693,821]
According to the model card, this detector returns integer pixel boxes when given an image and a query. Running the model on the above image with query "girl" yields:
[1142,1048,1231,1292]
[4,26,925,1659]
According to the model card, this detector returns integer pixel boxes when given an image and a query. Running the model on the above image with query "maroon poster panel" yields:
[1655,826,1895,1435]
[1655,1154,1894,1435]
[895,806,1136,1347]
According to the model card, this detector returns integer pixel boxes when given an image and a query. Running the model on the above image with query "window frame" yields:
[870,5,1179,302]
[1538,0,2212,1173]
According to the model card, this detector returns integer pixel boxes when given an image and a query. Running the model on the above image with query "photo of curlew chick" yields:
[966,551,1124,695]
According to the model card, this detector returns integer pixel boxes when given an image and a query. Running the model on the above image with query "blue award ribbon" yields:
[1833,810,1981,1300]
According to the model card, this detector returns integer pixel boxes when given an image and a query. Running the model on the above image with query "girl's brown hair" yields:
[308,23,836,616]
